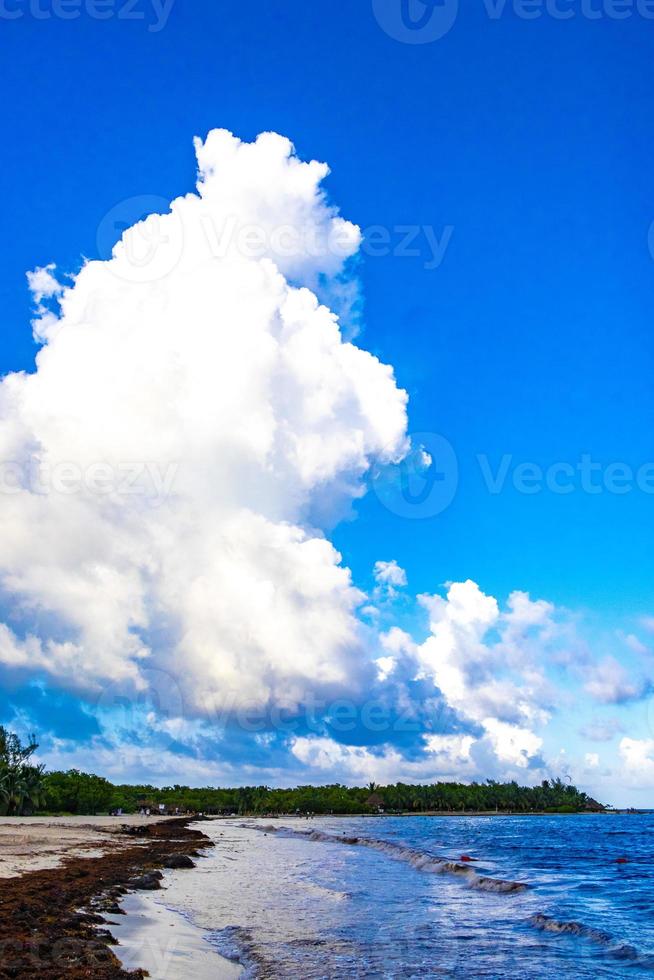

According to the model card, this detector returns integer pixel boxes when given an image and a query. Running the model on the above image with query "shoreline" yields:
[1,811,647,977]
[231,808,639,818]
[0,816,214,978]
[109,891,242,979]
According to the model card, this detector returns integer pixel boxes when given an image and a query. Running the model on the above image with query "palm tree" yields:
[0,771,9,816]
[0,768,28,815]
[21,765,46,814]
[0,728,45,815]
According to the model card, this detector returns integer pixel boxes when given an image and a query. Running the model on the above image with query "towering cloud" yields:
[0,130,408,717]
[2,129,645,796]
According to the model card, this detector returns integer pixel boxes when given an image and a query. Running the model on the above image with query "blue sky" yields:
[1,0,654,804]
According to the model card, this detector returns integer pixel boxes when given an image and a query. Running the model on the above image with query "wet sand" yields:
[110,892,242,979]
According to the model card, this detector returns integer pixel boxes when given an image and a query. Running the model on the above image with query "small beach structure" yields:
[583,797,606,812]
[135,797,180,816]
[366,792,385,813]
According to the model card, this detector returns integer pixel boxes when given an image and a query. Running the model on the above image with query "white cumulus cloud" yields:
[416,580,554,732]
[619,737,654,783]
[290,733,476,785]
[0,129,408,717]
[373,560,407,589]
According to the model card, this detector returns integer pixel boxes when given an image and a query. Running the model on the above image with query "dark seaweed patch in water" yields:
[529,913,613,944]
[471,875,527,894]
[528,914,646,966]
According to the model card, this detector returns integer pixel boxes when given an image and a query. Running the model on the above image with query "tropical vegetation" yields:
[0,728,597,816]
[94,777,593,815]
[0,727,47,815]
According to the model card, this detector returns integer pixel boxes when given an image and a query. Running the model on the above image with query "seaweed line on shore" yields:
[0,817,212,979]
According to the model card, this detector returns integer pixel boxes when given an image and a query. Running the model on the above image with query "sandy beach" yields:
[0,815,219,978]
[0,814,177,878]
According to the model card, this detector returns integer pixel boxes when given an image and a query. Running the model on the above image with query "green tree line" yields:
[0,728,595,816]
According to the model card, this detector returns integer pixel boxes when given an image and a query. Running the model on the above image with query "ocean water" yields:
[152,814,654,978]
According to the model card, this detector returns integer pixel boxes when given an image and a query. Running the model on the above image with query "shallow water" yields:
[148,814,654,978]
[111,892,242,979]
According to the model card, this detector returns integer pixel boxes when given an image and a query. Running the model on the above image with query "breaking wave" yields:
[244,823,528,894]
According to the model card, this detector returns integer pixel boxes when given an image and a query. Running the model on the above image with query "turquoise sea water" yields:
[154,814,654,978]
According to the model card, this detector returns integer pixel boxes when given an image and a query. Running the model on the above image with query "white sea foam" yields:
[298,880,351,902]
[242,822,528,894]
